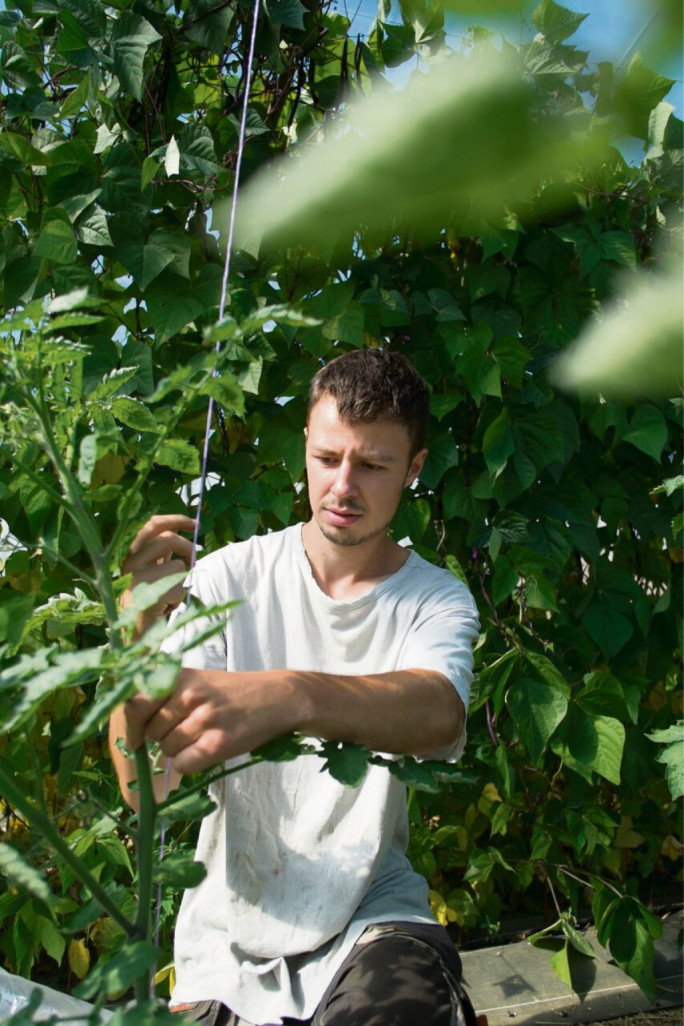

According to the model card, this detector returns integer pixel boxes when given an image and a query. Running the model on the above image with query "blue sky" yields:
[338,0,683,115]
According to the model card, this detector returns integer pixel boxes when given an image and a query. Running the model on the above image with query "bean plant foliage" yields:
[0,0,682,1018]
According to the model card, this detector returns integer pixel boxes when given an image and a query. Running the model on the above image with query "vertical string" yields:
[189,0,263,577]
[153,0,262,962]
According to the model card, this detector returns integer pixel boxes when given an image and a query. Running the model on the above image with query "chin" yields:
[317,519,391,548]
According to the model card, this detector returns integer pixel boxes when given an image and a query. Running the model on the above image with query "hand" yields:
[123,668,301,775]
[121,514,197,639]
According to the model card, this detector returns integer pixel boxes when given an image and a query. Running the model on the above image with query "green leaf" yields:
[76,207,112,248]
[549,940,572,990]
[0,132,50,166]
[266,0,306,29]
[60,74,90,118]
[506,677,568,763]
[0,844,54,905]
[581,600,633,661]
[75,940,161,999]
[112,14,162,102]
[607,905,658,1001]
[320,741,370,787]
[532,0,588,42]
[647,723,683,800]
[615,54,676,140]
[523,652,570,697]
[623,406,668,462]
[482,410,514,478]
[563,713,626,785]
[153,853,207,889]
[184,0,234,51]
[202,374,246,416]
[115,574,187,630]
[560,915,596,959]
[1,649,105,733]
[146,289,204,342]
[552,264,682,398]
[253,733,308,763]
[141,155,160,192]
[421,430,458,488]
[386,758,442,793]
[576,670,631,722]
[234,52,591,252]
[1,40,42,89]
[34,220,78,264]
[159,791,217,825]
[155,439,201,475]
[392,497,431,545]
[111,397,160,434]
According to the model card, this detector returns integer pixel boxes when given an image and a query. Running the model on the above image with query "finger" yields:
[124,533,194,573]
[165,728,235,776]
[124,693,168,750]
[128,515,197,557]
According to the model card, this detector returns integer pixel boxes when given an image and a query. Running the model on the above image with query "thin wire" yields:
[190,0,263,576]
[152,0,262,962]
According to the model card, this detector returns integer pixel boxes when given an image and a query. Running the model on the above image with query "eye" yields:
[363,462,383,471]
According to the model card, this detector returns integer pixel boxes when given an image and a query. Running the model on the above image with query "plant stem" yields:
[0,765,136,938]
[133,746,158,1001]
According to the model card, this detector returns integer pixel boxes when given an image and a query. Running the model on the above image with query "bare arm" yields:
[109,705,182,810]
[122,665,465,777]
[110,514,196,810]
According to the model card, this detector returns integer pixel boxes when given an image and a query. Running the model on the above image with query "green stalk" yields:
[133,746,158,1002]
[27,369,161,1000]
[0,765,136,938]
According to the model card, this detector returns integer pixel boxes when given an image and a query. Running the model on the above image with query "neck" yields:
[301,519,408,600]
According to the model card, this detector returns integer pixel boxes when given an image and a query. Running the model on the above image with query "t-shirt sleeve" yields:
[398,583,480,763]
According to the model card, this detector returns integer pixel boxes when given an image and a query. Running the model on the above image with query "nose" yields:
[331,459,358,499]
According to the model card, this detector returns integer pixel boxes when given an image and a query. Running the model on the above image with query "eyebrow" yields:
[312,445,397,463]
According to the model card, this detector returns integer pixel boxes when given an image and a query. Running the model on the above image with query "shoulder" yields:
[402,550,478,613]
[187,526,300,595]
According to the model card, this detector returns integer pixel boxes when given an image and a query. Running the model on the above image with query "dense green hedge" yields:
[0,0,681,1008]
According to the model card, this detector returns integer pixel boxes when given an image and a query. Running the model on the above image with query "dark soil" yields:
[586,1010,682,1026]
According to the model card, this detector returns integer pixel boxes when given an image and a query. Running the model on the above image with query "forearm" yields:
[292,668,465,756]
[109,705,182,810]
[123,665,466,776]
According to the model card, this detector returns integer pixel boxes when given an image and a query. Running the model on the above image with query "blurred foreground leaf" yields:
[234,52,599,253]
[550,260,683,397]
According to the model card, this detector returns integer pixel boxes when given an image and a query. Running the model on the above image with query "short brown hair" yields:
[308,349,430,455]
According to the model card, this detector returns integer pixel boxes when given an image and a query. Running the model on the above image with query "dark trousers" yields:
[174,921,477,1026]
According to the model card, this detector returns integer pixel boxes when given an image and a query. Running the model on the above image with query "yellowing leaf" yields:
[482,782,503,804]
[615,816,646,849]
[68,938,91,980]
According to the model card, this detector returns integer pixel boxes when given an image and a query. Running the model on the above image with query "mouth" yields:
[322,506,363,526]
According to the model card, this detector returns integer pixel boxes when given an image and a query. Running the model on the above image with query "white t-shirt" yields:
[165,524,479,1025]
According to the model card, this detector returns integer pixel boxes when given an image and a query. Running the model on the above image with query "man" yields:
[110,348,480,1026]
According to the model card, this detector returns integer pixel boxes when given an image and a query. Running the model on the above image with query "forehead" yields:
[307,396,412,456]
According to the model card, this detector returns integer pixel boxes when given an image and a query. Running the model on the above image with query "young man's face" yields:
[305,395,427,549]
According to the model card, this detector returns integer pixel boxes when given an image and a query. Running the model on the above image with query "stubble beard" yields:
[315,509,395,548]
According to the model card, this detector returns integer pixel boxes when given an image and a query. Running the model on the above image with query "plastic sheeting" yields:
[0,968,112,1024]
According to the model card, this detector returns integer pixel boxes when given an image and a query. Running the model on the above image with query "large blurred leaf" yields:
[234,52,595,253]
[551,262,683,397]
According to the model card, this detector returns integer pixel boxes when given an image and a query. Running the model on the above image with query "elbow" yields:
[424,679,466,754]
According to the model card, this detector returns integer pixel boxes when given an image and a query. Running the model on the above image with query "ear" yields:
[405,448,428,486]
